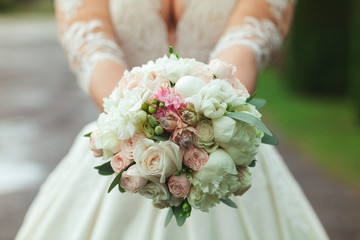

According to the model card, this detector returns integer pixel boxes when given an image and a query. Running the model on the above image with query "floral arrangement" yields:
[86,47,277,226]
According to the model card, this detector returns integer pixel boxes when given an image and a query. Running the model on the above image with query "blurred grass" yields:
[257,69,360,187]
[0,0,53,15]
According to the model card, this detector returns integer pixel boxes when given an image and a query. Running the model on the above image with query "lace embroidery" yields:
[61,20,126,92]
[56,0,83,21]
[210,16,282,70]
[266,0,295,21]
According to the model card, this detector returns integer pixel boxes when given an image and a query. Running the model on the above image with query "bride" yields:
[16,0,329,239]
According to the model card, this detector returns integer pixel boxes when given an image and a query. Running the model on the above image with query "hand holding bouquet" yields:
[86,47,277,226]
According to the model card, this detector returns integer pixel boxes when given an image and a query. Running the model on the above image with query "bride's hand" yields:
[90,60,126,110]
[214,45,257,95]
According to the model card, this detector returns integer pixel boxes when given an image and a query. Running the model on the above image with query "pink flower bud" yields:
[90,131,103,157]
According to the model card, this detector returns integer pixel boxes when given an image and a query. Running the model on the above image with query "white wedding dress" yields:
[16,0,329,239]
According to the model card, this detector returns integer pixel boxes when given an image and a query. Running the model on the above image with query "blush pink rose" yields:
[225,78,250,99]
[141,71,170,91]
[168,173,191,198]
[183,147,209,171]
[118,71,142,91]
[208,59,236,79]
[90,131,103,157]
[110,152,133,173]
[120,133,146,160]
[171,127,198,149]
[120,165,148,193]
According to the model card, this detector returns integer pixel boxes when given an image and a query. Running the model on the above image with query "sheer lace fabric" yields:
[56,0,294,92]
[210,17,282,70]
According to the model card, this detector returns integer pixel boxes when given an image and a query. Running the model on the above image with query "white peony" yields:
[186,79,245,119]
[139,182,170,202]
[190,149,238,196]
[175,76,206,98]
[212,116,263,166]
[116,87,150,140]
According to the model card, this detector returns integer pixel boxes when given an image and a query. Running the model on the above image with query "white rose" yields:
[200,98,228,119]
[175,76,206,98]
[120,165,148,193]
[190,149,237,195]
[195,120,218,152]
[139,182,170,202]
[133,139,183,183]
[212,116,263,166]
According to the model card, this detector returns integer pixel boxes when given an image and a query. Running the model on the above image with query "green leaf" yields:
[246,92,257,102]
[108,173,122,193]
[220,198,238,208]
[248,98,266,110]
[94,161,115,176]
[83,132,92,138]
[118,184,125,193]
[226,112,272,136]
[153,134,171,141]
[164,208,174,227]
[261,131,279,145]
[173,205,187,227]
[248,159,257,167]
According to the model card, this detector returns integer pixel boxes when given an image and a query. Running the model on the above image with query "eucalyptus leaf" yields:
[108,173,122,193]
[248,159,257,167]
[248,98,266,110]
[220,198,238,208]
[83,132,92,138]
[226,112,272,136]
[246,92,257,102]
[173,205,187,227]
[94,161,115,176]
[261,131,279,145]
[118,184,125,193]
[164,208,174,227]
[153,134,171,141]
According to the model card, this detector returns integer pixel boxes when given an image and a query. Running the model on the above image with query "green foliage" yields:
[220,198,238,208]
[286,0,350,96]
[94,161,115,176]
[257,70,360,187]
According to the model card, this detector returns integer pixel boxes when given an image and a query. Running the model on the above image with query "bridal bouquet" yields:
[86,47,277,226]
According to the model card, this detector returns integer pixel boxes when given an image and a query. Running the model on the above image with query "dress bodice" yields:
[109,0,237,68]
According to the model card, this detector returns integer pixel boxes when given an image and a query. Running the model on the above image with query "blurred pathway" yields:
[0,15,359,240]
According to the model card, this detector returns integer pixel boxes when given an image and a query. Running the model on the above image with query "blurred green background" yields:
[1,0,359,188]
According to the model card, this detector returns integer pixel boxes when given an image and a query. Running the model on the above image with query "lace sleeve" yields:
[55,0,126,93]
[210,0,295,70]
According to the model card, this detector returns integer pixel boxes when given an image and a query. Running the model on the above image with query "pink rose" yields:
[234,166,252,196]
[110,152,133,173]
[118,71,142,91]
[224,78,250,99]
[141,71,170,91]
[120,165,148,193]
[90,131,103,157]
[171,127,198,149]
[168,173,191,198]
[183,146,209,171]
[208,59,236,79]
[120,133,146,160]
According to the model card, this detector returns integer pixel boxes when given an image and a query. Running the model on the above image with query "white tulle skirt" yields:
[16,122,329,240]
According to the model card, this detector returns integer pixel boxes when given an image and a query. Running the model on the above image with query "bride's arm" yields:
[210,0,295,94]
[55,0,127,109]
